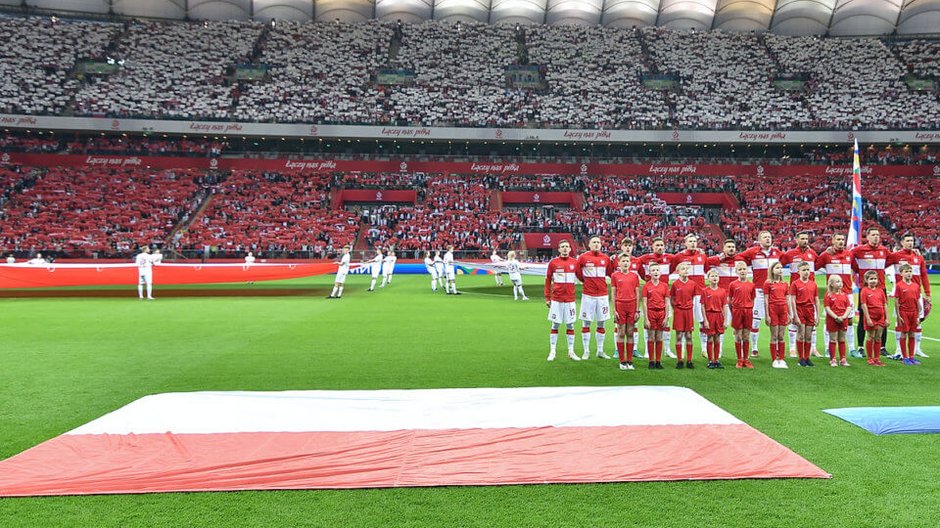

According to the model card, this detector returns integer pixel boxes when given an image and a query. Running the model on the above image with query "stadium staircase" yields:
[164,190,217,258]
[705,223,728,244]
[490,190,502,211]
[353,220,370,253]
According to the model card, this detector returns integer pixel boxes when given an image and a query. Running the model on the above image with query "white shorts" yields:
[753,289,766,320]
[445,267,456,281]
[510,276,522,286]
[579,295,611,322]
[138,270,152,285]
[335,271,348,284]
[371,268,381,279]
[548,301,578,325]
[427,268,438,279]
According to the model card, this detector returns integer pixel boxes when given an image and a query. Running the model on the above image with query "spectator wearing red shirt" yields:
[545,240,578,362]
[701,269,730,369]
[575,236,615,360]
[641,262,671,369]
[611,254,642,370]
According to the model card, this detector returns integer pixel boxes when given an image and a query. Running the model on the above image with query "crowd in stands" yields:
[722,174,851,251]
[765,34,940,130]
[4,16,939,130]
[73,20,262,120]
[234,21,390,124]
[864,176,940,256]
[178,171,357,257]
[0,17,119,115]
[0,167,204,255]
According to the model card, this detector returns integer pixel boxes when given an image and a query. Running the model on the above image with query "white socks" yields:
[138,285,143,298]
[370,278,377,290]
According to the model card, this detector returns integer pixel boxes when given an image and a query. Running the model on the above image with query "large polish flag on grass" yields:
[0,387,828,496]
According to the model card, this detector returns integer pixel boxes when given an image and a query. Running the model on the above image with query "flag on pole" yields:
[847,139,864,295]
[848,139,863,251]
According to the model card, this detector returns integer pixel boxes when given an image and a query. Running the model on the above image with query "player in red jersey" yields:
[859,270,888,366]
[781,231,821,358]
[673,234,708,353]
[613,237,644,358]
[894,263,925,365]
[575,236,615,360]
[849,227,896,357]
[788,262,819,367]
[816,233,858,357]
[670,262,701,369]
[706,239,737,359]
[701,269,730,369]
[764,262,791,368]
[545,240,579,362]
[728,261,758,369]
[611,254,643,370]
[823,275,853,367]
[642,262,671,369]
[736,231,783,357]
[637,237,674,357]
[890,233,931,358]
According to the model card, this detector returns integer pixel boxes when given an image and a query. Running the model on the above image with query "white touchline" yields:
[888,329,940,342]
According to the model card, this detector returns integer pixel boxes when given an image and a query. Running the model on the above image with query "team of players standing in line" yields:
[544,228,931,370]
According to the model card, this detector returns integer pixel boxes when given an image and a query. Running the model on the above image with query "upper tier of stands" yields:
[3,17,938,130]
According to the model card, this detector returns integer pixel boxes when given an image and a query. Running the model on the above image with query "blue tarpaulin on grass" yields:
[823,407,940,435]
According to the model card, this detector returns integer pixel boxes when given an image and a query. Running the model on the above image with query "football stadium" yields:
[1,0,939,525]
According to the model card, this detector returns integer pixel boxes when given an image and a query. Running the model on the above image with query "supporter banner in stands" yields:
[0,262,338,289]
[2,152,938,179]
[524,233,576,249]
[0,153,211,170]
[501,192,577,206]
[656,192,739,208]
[340,189,416,203]
[2,113,940,145]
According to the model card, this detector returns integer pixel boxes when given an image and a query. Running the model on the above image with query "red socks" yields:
[625,342,634,362]
[675,343,683,361]
[838,342,846,361]
[828,342,836,360]
[655,341,663,362]
[908,336,915,359]
[617,341,625,362]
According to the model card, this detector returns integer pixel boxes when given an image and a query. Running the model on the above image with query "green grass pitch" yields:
[1,273,939,527]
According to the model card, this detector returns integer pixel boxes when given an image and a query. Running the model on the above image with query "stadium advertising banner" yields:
[2,152,938,179]
[2,114,940,145]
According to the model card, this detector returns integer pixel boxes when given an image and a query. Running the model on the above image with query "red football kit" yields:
[728,280,757,330]
[850,244,895,289]
[642,280,670,331]
[611,270,641,326]
[780,247,819,280]
[859,287,887,330]
[891,250,931,297]
[894,280,923,333]
[824,292,852,332]
[576,251,613,297]
[736,245,782,289]
[706,254,737,289]
[702,286,728,336]
[673,250,707,287]
[670,279,700,332]
[816,250,854,295]
[789,278,818,325]
[637,252,673,281]
[545,256,577,303]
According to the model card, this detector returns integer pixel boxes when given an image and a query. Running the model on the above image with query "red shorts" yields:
[731,308,753,331]
[705,312,725,336]
[768,303,789,326]
[615,300,638,326]
[864,311,886,331]
[826,316,849,332]
[796,304,816,326]
[647,309,667,331]
[896,310,922,333]
[672,308,694,332]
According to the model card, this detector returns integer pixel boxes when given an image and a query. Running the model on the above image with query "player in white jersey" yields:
[151,249,164,265]
[506,251,528,300]
[135,246,154,300]
[244,251,256,264]
[380,249,397,287]
[27,253,47,265]
[490,249,505,286]
[6,254,15,264]
[443,245,459,294]
[329,245,351,299]
[424,251,439,291]
[367,248,383,291]
[433,250,446,290]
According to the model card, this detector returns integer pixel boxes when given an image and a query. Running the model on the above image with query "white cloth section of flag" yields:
[0,386,829,497]
[456,261,548,276]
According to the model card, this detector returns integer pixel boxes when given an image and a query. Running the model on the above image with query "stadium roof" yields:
[13,0,940,36]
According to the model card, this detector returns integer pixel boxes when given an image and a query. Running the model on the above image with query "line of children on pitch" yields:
[593,256,925,370]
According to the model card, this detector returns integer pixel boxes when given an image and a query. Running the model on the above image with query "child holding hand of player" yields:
[859,270,888,367]
[823,275,853,367]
